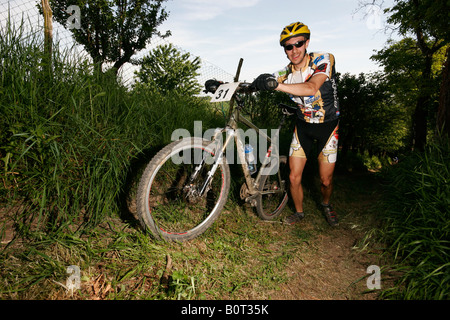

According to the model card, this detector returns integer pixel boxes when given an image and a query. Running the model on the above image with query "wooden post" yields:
[41,0,53,67]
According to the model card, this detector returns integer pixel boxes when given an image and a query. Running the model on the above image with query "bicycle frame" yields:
[136,83,293,241]
[201,87,288,205]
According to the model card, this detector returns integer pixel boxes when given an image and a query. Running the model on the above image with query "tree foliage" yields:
[337,72,408,156]
[382,0,449,148]
[134,43,202,96]
[386,0,449,42]
[371,37,447,143]
[44,0,171,74]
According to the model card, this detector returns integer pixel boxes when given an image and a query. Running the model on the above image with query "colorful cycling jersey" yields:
[274,52,340,123]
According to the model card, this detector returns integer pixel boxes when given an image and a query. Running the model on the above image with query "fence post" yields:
[41,0,53,73]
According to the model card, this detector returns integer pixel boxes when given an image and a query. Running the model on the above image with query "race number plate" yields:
[210,82,241,102]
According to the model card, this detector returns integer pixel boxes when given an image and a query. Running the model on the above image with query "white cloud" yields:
[175,0,261,20]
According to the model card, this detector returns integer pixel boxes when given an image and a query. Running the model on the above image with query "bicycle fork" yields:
[187,112,286,201]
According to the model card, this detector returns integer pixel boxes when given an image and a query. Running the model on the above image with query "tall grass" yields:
[0,18,222,236]
[378,138,449,299]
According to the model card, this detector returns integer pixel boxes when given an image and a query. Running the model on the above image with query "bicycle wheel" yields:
[255,155,289,220]
[136,138,230,241]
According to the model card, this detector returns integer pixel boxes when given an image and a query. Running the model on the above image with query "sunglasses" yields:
[283,40,307,51]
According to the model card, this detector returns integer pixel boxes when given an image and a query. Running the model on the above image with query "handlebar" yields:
[236,82,257,93]
[204,80,257,95]
[204,79,297,116]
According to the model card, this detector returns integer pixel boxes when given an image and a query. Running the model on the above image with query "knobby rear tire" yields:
[136,138,231,241]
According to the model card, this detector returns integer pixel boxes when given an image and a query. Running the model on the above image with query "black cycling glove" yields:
[251,74,279,91]
[204,79,224,94]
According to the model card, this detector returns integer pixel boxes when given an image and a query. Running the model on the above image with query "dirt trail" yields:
[273,227,380,300]
[269,171,385,300]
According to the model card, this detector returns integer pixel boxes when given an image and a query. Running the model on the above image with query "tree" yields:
[372,41,447,151]
[438,46,450,138]
[134,43,202,96]
[43,0,171,75]
[371,38,446,148]
[383,0,449,149]
[337,72,408,156]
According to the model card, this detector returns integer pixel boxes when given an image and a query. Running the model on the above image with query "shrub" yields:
[0,19,221,236]
[379,138,449,299]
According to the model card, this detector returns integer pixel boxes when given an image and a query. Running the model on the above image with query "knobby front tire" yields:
[136,138,230,241]
[256,155,289,220]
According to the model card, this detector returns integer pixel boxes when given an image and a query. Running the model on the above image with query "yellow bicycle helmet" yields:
[280,22,310,46]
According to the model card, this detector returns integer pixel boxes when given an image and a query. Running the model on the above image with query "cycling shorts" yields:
[289,119,339,163]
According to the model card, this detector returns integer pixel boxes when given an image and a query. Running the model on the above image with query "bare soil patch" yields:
[272,225,380,300]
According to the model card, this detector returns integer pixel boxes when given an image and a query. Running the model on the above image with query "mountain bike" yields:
[136,81,296,241]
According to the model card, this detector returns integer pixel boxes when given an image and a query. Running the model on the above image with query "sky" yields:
[159,0,396,82]
[1,0,397,84]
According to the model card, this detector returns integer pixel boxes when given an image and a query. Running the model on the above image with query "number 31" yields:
[215,89,230,100]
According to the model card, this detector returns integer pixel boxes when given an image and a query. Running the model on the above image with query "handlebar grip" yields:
[204,79,224,94]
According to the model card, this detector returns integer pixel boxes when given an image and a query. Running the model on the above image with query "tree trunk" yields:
[437,46,450,138]
[412,95,428,151]
[412,31,434,151]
